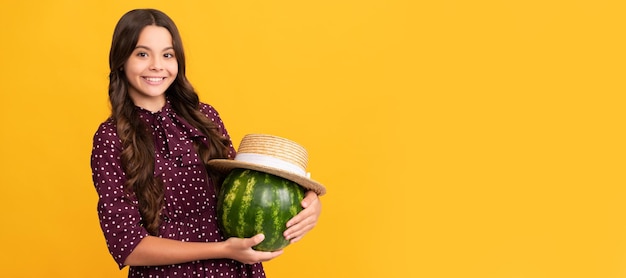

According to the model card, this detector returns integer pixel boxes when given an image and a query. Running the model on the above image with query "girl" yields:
[91,9,321,277]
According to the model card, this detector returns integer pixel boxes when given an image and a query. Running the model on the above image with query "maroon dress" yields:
[91,100,265,278]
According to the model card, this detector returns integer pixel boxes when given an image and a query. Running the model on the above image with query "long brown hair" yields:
[108,9,230,235]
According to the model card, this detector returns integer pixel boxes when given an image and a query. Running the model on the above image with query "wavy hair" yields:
[108,9,230,235]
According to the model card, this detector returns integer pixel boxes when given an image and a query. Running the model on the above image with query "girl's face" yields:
[124,25,178,111]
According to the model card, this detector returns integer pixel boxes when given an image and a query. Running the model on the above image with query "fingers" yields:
[300,190,318,208]
[233,234,265,251]
[257,249,284,264]
[284,218,317,241]
[286,191,320,228]
[247,234,284,264]
[289,235,304,244]
[284,191,322,242]
[240,250,283,265]
[229,235,284,264]
[285,206,310,228]
[246,233,265,248]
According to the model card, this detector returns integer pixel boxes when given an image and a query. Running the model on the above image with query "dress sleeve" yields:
[200,103,236,158]
[90,120,150,269]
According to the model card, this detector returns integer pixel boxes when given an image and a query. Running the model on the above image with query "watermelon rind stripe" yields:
[219,174,240,236]
[237,170,255,236]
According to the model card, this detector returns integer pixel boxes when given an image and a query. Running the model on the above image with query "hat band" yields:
[234,153,310,178]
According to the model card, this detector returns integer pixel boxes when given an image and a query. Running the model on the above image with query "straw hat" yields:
[207,134,326,195]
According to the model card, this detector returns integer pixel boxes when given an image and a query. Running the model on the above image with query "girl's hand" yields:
[223,234,283,264]
[283,191,322,244]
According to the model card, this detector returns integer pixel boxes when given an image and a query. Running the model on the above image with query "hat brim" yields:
[207,159,327,196]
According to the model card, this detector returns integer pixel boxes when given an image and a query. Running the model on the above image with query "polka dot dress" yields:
[91,100,265,278]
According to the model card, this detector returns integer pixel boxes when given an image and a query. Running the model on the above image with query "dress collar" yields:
[136,99,210,160]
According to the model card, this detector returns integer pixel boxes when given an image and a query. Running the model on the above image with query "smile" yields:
[143,77,166,83]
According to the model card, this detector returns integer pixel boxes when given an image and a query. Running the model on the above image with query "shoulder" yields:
[198,102,231,137]
[94,117,117,136]
[199,102,222,120]
[92,117,121,146]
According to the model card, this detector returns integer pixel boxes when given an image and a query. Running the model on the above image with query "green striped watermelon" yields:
[217,168,306,251]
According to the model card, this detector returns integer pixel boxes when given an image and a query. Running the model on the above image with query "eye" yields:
[137,52,148,57]
[164,53,175,59]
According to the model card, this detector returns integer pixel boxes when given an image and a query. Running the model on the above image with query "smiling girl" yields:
[90,9,322,277]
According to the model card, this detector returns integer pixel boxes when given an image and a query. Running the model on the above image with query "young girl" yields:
[91,9,322,277]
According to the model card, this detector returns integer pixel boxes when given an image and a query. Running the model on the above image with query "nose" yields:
[150,57,163,71]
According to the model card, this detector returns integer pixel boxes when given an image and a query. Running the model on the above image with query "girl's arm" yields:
[124,234,283,266]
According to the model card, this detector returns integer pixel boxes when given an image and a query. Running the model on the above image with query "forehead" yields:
[136,25,173,48]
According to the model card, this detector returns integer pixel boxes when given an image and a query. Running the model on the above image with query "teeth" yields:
[145,77,164,82]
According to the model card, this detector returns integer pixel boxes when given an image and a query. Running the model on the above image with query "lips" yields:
[143,77,166,84]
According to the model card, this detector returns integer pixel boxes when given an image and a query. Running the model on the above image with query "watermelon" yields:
[217,168,306,251]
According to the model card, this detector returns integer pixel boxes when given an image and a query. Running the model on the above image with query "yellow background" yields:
[0,0,624,277]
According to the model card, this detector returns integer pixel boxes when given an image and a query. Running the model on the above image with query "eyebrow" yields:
[135,45,175,51]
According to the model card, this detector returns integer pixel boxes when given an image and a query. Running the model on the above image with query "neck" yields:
[130,94,166,113]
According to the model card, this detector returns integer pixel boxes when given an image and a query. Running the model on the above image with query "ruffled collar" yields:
[135,99,210,174]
